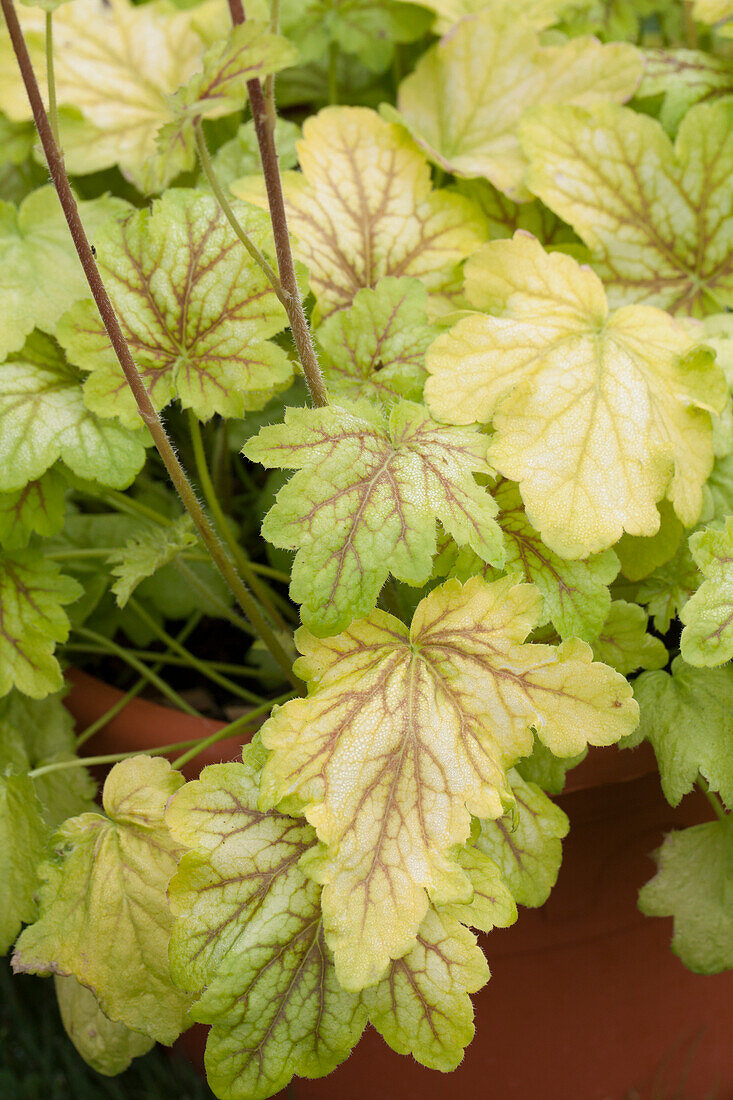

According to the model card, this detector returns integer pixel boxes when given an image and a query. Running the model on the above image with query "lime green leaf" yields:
[592,600,667,676]
[0,332,147,493]
[693,0,733,29]
[0,187,126,360]
[680,518,733,666]
[154,23,297,181]
[439,841,517,933]
[639,819,733,974]
[475,768,569,908]
[259,575,636,987]
[615,500,685,583]
[0,691,96,826]
[285,0,433,72]
[245,399,504,635]
[516,735,586,795]
[634,659,733,809]
[0,772,48,953]
[363,908,489,1072]
[388,7,641,201]
[399,0,569,34]
[108,515,197,607]
[54,975,154,1076]
[314,277,439,403]
[58,190,292,426]
[0,0,208,191]
[13,756,189,1044]
[520,100,733,315]
[166,751,366,1099]
[0,470,66,550]
[455,179,577,248]
[0,551,81,699]
[628,538,701,633]
[638,49,733,135]
[231,107,486,320]
[425,234,727,558]
[205,118,300,192]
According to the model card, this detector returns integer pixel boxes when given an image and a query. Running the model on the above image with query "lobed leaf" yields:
[0,332,146,493]
[592,600,667,676]
[638,49,733,134]
[520,100,733,315]
[108,514,198,607]
[54,975,154,1076]
[232,106,486,320]
[0,470,67,550]
[634,658,733,809]
[259,575,636,987]
[388,7,641,200]
[246,398,504,635]
[58,190,292,426]
[13,756,190,1044]
[680,518,733,667]
[639,819,733,974]
[425,233,727,558]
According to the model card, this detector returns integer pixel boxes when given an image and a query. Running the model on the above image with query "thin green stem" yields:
[188,411,288,632]
[98,489,175,527]
[67,643,267,681]
[0,0,300,690]
[74,614,201,748]
[194,120,285,303]
[171,692,292,771]
[44,12,58,145]
[173,559,257,638]
[74,626,202,716]
[127,596,265,704]
[699,777,727,823]
[327,41,338,105]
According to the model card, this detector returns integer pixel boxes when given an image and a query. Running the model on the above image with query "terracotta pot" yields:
[63,671,733,1099]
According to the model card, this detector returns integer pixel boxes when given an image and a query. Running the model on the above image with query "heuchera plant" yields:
[0,0,732,1093]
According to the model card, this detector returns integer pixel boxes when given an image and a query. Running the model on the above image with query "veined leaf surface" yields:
[425,233,727,558]
[259,575,636,988]
[680,518,733,667]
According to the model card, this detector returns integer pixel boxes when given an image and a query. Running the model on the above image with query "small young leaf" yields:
[13,756,190,1044]
[516,735,586,796]
[232,106,486,320]
[314,277,440,403]
[245,399,504,635]
[639,819,733,974]
[259,575,636,988]
[520,100,733,315]
[680,518,733,667]
[0,333,146,493]
[0,551,81,699]
[634,658,733,809]
[388,7,641,200]
[474,769,569,908]
[0,187,125,360]
[58,190,292,426]
[592,600,667,676]
[0,470,66,550]
[54,975,154,1076]
[108,514,198,607]
[166,752,366,1100]
[154,23,297,180]
[426,233,727,558]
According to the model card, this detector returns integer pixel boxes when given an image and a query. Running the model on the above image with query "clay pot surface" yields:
[64,671,733,1099]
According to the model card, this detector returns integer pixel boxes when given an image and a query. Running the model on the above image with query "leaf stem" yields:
[74,613,201,748]
[0,0,301,692]
[263,0,281,131]
[44,12,58,145]
[127,595,265,704]
[699,777,727,823]
[187,410,288,632]
[98,488,175,527]
[170,692,292,771]
[194,119,285,303]
[66,642,268,681]
[227,0,329,410]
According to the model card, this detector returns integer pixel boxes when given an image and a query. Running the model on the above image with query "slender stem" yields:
[682,1,699,47]
[699,777,728,823]
[173,558,257,637]
[44,12,58,145]
[188,411,288,632]
[171,692,292,771]
[227,0,328,410]
[74,614,201,748]
[66,642,269,681]
[74,626,202,716]
[194,120,284,302]
[128,596,265,704]
[327,42,338,105]
[98,489,174,527]
[1,0,300,691]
